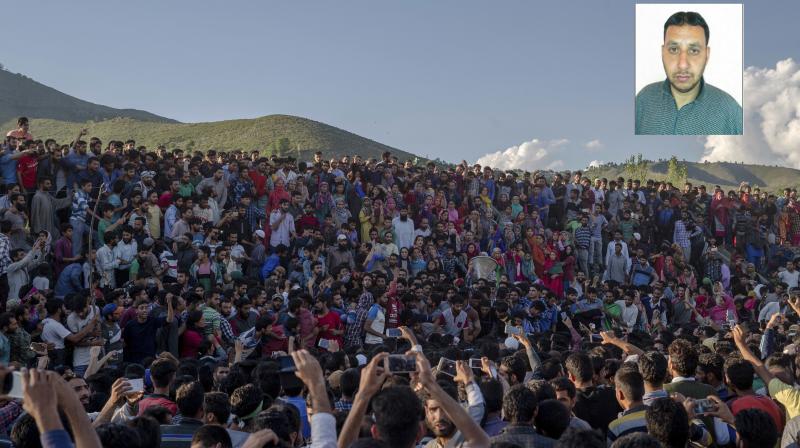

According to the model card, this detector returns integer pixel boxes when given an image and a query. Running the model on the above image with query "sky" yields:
[2,0,799,169]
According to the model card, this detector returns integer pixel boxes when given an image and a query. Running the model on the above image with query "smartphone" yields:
[3,371,23,399]
[127,378,144,395]
[318,339,330,349]
[469,358,483,369]
[30,342,48,354]
[437,358,457,377]
[385,355,417,373]
[505,325,522,336]
[278,355,296,372]
[590,334,603,342]
[386,328,402,338]
[693,398,716,415]
[560,312,567,320]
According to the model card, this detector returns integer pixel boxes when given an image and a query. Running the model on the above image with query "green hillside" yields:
[586,159,800,192]
[0,68,176,125]
[4,115,420,161]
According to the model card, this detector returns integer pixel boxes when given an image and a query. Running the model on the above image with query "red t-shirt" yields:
[316,311,343,346]
[730,395,784,432]
[385,299,403,329]
[16,154,38,190]
[138,394,178,416]
[261,323,288,356]
[180,328,204,358]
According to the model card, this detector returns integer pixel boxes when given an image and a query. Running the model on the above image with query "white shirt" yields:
[41,318,72,350]
[391,216,415,249]
[779,269,800,289]
[269,210,295,247]
[113,239,138,268]
[67,306,98,367]
[615,300,639,330]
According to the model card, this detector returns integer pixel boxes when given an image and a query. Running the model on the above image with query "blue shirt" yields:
[55,264,84,299]
[283,395,311,439]
[636,78,742,135]
[0,150,18,185]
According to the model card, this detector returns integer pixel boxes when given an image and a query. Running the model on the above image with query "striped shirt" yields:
[71,190,90,222]
[574,226,592,249]
[607,406,647,445]
[636,78,742,135]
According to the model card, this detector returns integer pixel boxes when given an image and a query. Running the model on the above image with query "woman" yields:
[541,250,564,298]
[312,182,335,222]
[180,310,207,358]
[190,246,220,292]
[409,247,427,277]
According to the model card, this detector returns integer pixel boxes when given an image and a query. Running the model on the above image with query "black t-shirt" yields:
[573,385,622,435]
[122,314,166,365]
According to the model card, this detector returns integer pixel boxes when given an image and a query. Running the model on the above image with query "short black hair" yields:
[610,433,662,448]
[175,381,205,418]
[150,358,177,388]
[735,408,778,448]
[556,428,605,448]
[698,352,724,381]
[565,352,594,383]
[534,399,570,440]
[371,386,424,448]
[340,368,360,398]
[128,416,160,448]
[664,11,709,45]
[10,413,39,448]
[667,339,697,378]
[638,351,667,385]
[204,391,231,424]
[502,385,538,424]
[95,423,142,448]
[614,369,645,403]
[724,357,754,391]
[192,425,232,448]
[646,398,689,448]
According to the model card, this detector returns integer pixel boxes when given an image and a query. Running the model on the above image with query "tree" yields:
[623,153,649,182]
[270,137,291,158]
[666,155,688,186]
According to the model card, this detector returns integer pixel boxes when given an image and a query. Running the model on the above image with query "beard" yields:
[429,419,456,438]
[400,215,408,221]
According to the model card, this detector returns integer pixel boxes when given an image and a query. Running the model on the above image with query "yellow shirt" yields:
[769,378,800,420]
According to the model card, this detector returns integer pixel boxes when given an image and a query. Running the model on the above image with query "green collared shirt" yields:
[636,78,742,135]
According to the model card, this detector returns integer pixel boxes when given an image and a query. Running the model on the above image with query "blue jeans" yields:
[70,217,88,257]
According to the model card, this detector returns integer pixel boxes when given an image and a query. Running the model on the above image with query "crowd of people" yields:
[1,115,800,447]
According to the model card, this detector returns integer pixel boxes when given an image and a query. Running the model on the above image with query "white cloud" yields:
[588,160,605,168]
[585,139,603,150]
[703,58,800,168]
[475,138,574,171]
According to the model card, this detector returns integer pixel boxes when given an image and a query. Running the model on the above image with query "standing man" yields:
[269,199,295,249]
[30,177,73,239]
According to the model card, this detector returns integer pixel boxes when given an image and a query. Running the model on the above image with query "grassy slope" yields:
[4,115,421,161]
[586,160,800,191]
[0,69,176,125]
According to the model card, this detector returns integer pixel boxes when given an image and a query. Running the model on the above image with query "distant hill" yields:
[0,68,176,125]
[3,115,420,161]
[586,159,800,192]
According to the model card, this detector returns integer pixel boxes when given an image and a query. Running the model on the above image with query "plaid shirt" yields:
[0,233,10,275]
[0,400,22,436]
[245,203,267,231]
[673,220,690,248]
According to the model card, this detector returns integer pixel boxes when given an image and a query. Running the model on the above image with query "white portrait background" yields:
[635,3,743,106]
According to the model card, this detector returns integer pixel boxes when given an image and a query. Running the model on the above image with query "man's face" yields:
[425,400,456,438]
[136,304,149,321]
[555,389,575,410]
[662,24,709,94]
[220,301,232,317]
[69,378,91,408]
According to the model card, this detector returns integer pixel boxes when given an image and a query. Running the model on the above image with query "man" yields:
[95,231,120,289]
[201,392,249,448]
[439,295,468,338]
[779,261,800,290]
[550,377,592,430]
[364,288,388,347]
[607,368,648,445]
[30,177,72,239]
[392,207,415,250]
[196,168,228,209]
[327,234,355,273]
[269,199,295,248]
[70,179,99,257]
[122,297,174,365]
[41,299,98,368]
[636,11,742,135]
[0,313,17,365]
[314,296,343,347]
[574,215,592,277]
[491,385,556,447]
[54,262,84,300]
[160,381,206,448]
[565,352,622,434]
[139,358,178,416]
[100,303,123,357]
[113,227,137,287]
[663,339,717,400]
[638,351,670,405]
[725,357,784,432]
[66,295,102,377]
